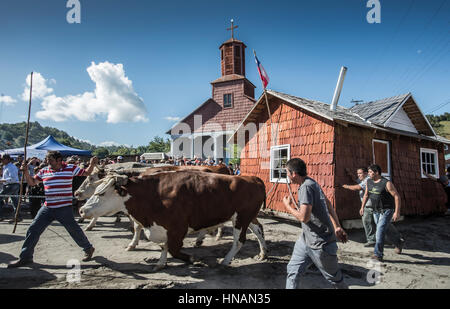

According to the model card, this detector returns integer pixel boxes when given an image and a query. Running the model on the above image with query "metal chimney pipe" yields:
[330,66,347,111]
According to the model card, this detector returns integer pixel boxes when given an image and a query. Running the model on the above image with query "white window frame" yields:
[420,148,439,179]
[270,144,291,183]
[372,139,391,180]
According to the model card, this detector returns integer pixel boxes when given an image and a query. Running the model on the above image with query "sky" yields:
[0,0,449,148]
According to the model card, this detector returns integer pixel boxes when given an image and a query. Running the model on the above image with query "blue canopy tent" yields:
[1,135,92,159]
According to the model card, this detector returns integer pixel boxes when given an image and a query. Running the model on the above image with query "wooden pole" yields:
[12,72,33,233]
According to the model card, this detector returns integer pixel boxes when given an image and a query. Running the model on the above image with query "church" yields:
[167,21,256,163]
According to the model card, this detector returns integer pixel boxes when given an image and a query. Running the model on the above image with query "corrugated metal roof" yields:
[349,93,410,125]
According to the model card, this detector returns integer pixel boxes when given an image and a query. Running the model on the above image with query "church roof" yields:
[219,38,246,49]
[210,74,256,88]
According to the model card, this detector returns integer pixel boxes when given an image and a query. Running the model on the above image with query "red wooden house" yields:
[231,89,449,220]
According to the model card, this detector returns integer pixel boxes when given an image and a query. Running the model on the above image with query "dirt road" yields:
[1,211,449,289]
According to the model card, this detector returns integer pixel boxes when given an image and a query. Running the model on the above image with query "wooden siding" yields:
[240,97,336,214]
[334,124,447,219]
[240,96,447,220]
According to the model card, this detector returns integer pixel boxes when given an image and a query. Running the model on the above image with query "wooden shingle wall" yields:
[240,97,336,214]
[334,124,447,219]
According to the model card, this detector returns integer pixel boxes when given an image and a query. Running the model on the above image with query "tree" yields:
[225,144,241,165]
[147,136,170,153]
[92,147,109,158]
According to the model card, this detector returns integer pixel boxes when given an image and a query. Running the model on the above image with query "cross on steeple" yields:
[227,19,238,39]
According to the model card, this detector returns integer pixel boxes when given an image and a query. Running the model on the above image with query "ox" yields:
[79,170,267,270]
[74,165,233,247]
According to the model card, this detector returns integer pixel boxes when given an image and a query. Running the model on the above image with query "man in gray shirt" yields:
[342,167,376,246]
[283,158,348,289]
[343,167,404,251]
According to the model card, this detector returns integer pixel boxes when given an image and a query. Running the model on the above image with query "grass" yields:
[435,121,450,139]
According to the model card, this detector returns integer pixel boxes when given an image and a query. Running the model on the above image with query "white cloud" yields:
[76,138,94,145]
[21,72,54,101]
[0,95,17,106]
[32,61,148,123]
[98,141,130,147]
[164,116,181,122]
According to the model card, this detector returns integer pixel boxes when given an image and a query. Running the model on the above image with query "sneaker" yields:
[82,247,95,262]
[364,242,376,247]
[394,239,405,254]
[370,255,383,262]
[7,259,33,268]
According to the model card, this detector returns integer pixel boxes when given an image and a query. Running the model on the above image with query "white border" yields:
[420,148,439,179]
[270,144,291,183]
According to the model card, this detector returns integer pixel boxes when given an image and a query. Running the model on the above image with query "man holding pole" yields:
[8,151,98,268]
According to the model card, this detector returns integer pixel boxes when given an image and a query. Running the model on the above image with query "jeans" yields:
[362,208,377,244]
[286,237,347,289]
[0,183,20,217]
[373,209,402,258]
[365,208,403,247]
[19,206,93,261]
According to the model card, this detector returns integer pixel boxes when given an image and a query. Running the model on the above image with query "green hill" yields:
[0,121,170,158]
[435,120,450,140]
[0,122,94,150]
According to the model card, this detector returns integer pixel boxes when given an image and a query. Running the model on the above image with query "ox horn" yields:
[114,174,129,186]
[94,176,117,195]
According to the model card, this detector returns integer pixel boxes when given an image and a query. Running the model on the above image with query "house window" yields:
[270,144,291,183]
[420,148,439,178]
[221,50,224,60]
[223,93,233,108]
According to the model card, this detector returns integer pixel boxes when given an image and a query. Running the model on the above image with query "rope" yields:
[0,194,76,200]
[286,182,299,211]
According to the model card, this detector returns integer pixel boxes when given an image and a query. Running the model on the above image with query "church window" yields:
[235,45,241,57]
[224,93,233,108]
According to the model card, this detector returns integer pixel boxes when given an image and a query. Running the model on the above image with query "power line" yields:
[399,40,450,93]
[426,99,450,115]
[384,0,448,90]
[359,0,417,94]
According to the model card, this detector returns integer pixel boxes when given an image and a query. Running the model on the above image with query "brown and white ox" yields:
[74,165,233,249]
[79,170,267,270]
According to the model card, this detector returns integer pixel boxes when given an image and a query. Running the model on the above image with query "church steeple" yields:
[219,19,246,77]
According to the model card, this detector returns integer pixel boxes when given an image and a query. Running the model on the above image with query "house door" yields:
[372,139,391,179]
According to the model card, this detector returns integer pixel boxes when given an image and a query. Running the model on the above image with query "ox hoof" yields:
[85,227,93,232]
[152,264,166,272]
[126,245,136,251]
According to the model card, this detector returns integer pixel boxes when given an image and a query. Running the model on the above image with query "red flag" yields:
[255,54,269,89]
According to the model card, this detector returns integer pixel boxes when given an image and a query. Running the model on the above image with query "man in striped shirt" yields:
[8,151,98,268]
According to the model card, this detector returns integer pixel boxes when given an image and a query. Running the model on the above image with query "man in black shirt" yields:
[361,164,403,262]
